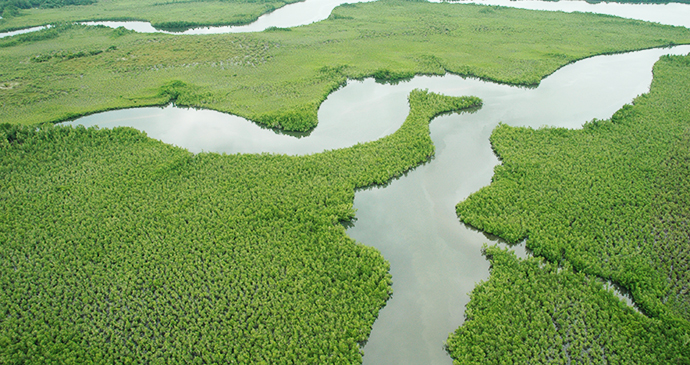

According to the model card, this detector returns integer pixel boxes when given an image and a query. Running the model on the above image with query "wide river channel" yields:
[42,0,690,363]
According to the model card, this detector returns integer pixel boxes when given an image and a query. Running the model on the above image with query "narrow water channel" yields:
[7,0,690,363]
[0,0,375,37]
[0,24,48,38]
[76,0,690,33]
[350,46,690,365]
[62,79,409,155]
[86,0,375,34]
[2,0,688,38]
[447,0,690,28]
[65,45,690,363]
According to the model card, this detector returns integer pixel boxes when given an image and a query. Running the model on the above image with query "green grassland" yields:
[451,53,690,363]
[447,246,689,364]
[4,1,690,362]
[587,0,690,4]
[1,1,690,131]
[0,0,301,32]
[0,90,481,363]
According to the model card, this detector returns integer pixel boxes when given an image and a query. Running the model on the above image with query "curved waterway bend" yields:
[348,46,690,365]
[3,0,689,38]
[65,45,690,363]
[435,0,690,28]
[0,0,374,37]
[63,80,408,155]
[80,0,690,32]
[83,0,375,34]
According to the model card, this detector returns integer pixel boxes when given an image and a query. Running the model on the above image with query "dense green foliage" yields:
[451,54,690,362]
[650,85,690,321]
[1,0,95,13]
[0,0,300,32]
[447,246,690,364]
[1,1,689,130]
[1,0,95,20]
[3,2,690,362]
[0,90,480,363]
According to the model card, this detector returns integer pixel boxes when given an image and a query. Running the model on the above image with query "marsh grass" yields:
[450,53,690,363]
[0,90,480,364]
[0,0,302,32]
[1,1,689,130]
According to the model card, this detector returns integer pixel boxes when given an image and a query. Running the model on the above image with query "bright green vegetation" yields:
[1,0,95,20]
[586,0,690,4]
[450,54,690,362]
[0,0,300,32]
[447,246,690,364]
[0,90,480,363]
[2,1,690,131]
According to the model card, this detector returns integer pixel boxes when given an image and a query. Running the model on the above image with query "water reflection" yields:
[2,0,689,39]
[65,46,690,156]
[63,78,411,155]
[435,0,690,28]
[82,0,376,34]
[345,46,690,365]
[63,46,690,364]
[0,25,49,38]
[3,0,687,362]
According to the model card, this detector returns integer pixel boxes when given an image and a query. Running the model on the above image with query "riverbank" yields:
[3,1,690,363]
[0,91,480,363]
[0,0,303,33]
[450,52,690,363]
[2,1,689,131]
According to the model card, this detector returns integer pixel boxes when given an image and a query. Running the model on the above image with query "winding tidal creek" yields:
[16,0,688,362]
[3,0,689,37]
[65,45,690,364]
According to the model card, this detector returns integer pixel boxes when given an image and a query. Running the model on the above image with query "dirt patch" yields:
[0,82,19,90]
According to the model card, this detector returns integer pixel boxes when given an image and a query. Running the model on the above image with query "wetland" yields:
[65,45,690,364]
[2,0,690,363]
